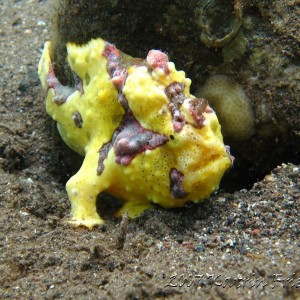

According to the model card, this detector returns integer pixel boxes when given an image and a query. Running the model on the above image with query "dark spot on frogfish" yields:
[72,111,83,128]
[169,168,188,199]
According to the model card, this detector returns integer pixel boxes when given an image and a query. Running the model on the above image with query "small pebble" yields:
[37,20,46,27]
[26,177,33,185]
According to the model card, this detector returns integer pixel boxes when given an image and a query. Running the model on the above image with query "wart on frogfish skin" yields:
[98,140,112,175]
[103,43,130,109]
[46,64,84,105]
[165,82,186,132]
[169,168,188,199]
[186,97,208,128]
[146,49,170,74]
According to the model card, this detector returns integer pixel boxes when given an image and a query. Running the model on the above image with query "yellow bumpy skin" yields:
[38,38,233,229]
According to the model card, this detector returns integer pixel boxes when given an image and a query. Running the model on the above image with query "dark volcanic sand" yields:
[0,1,299,299]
